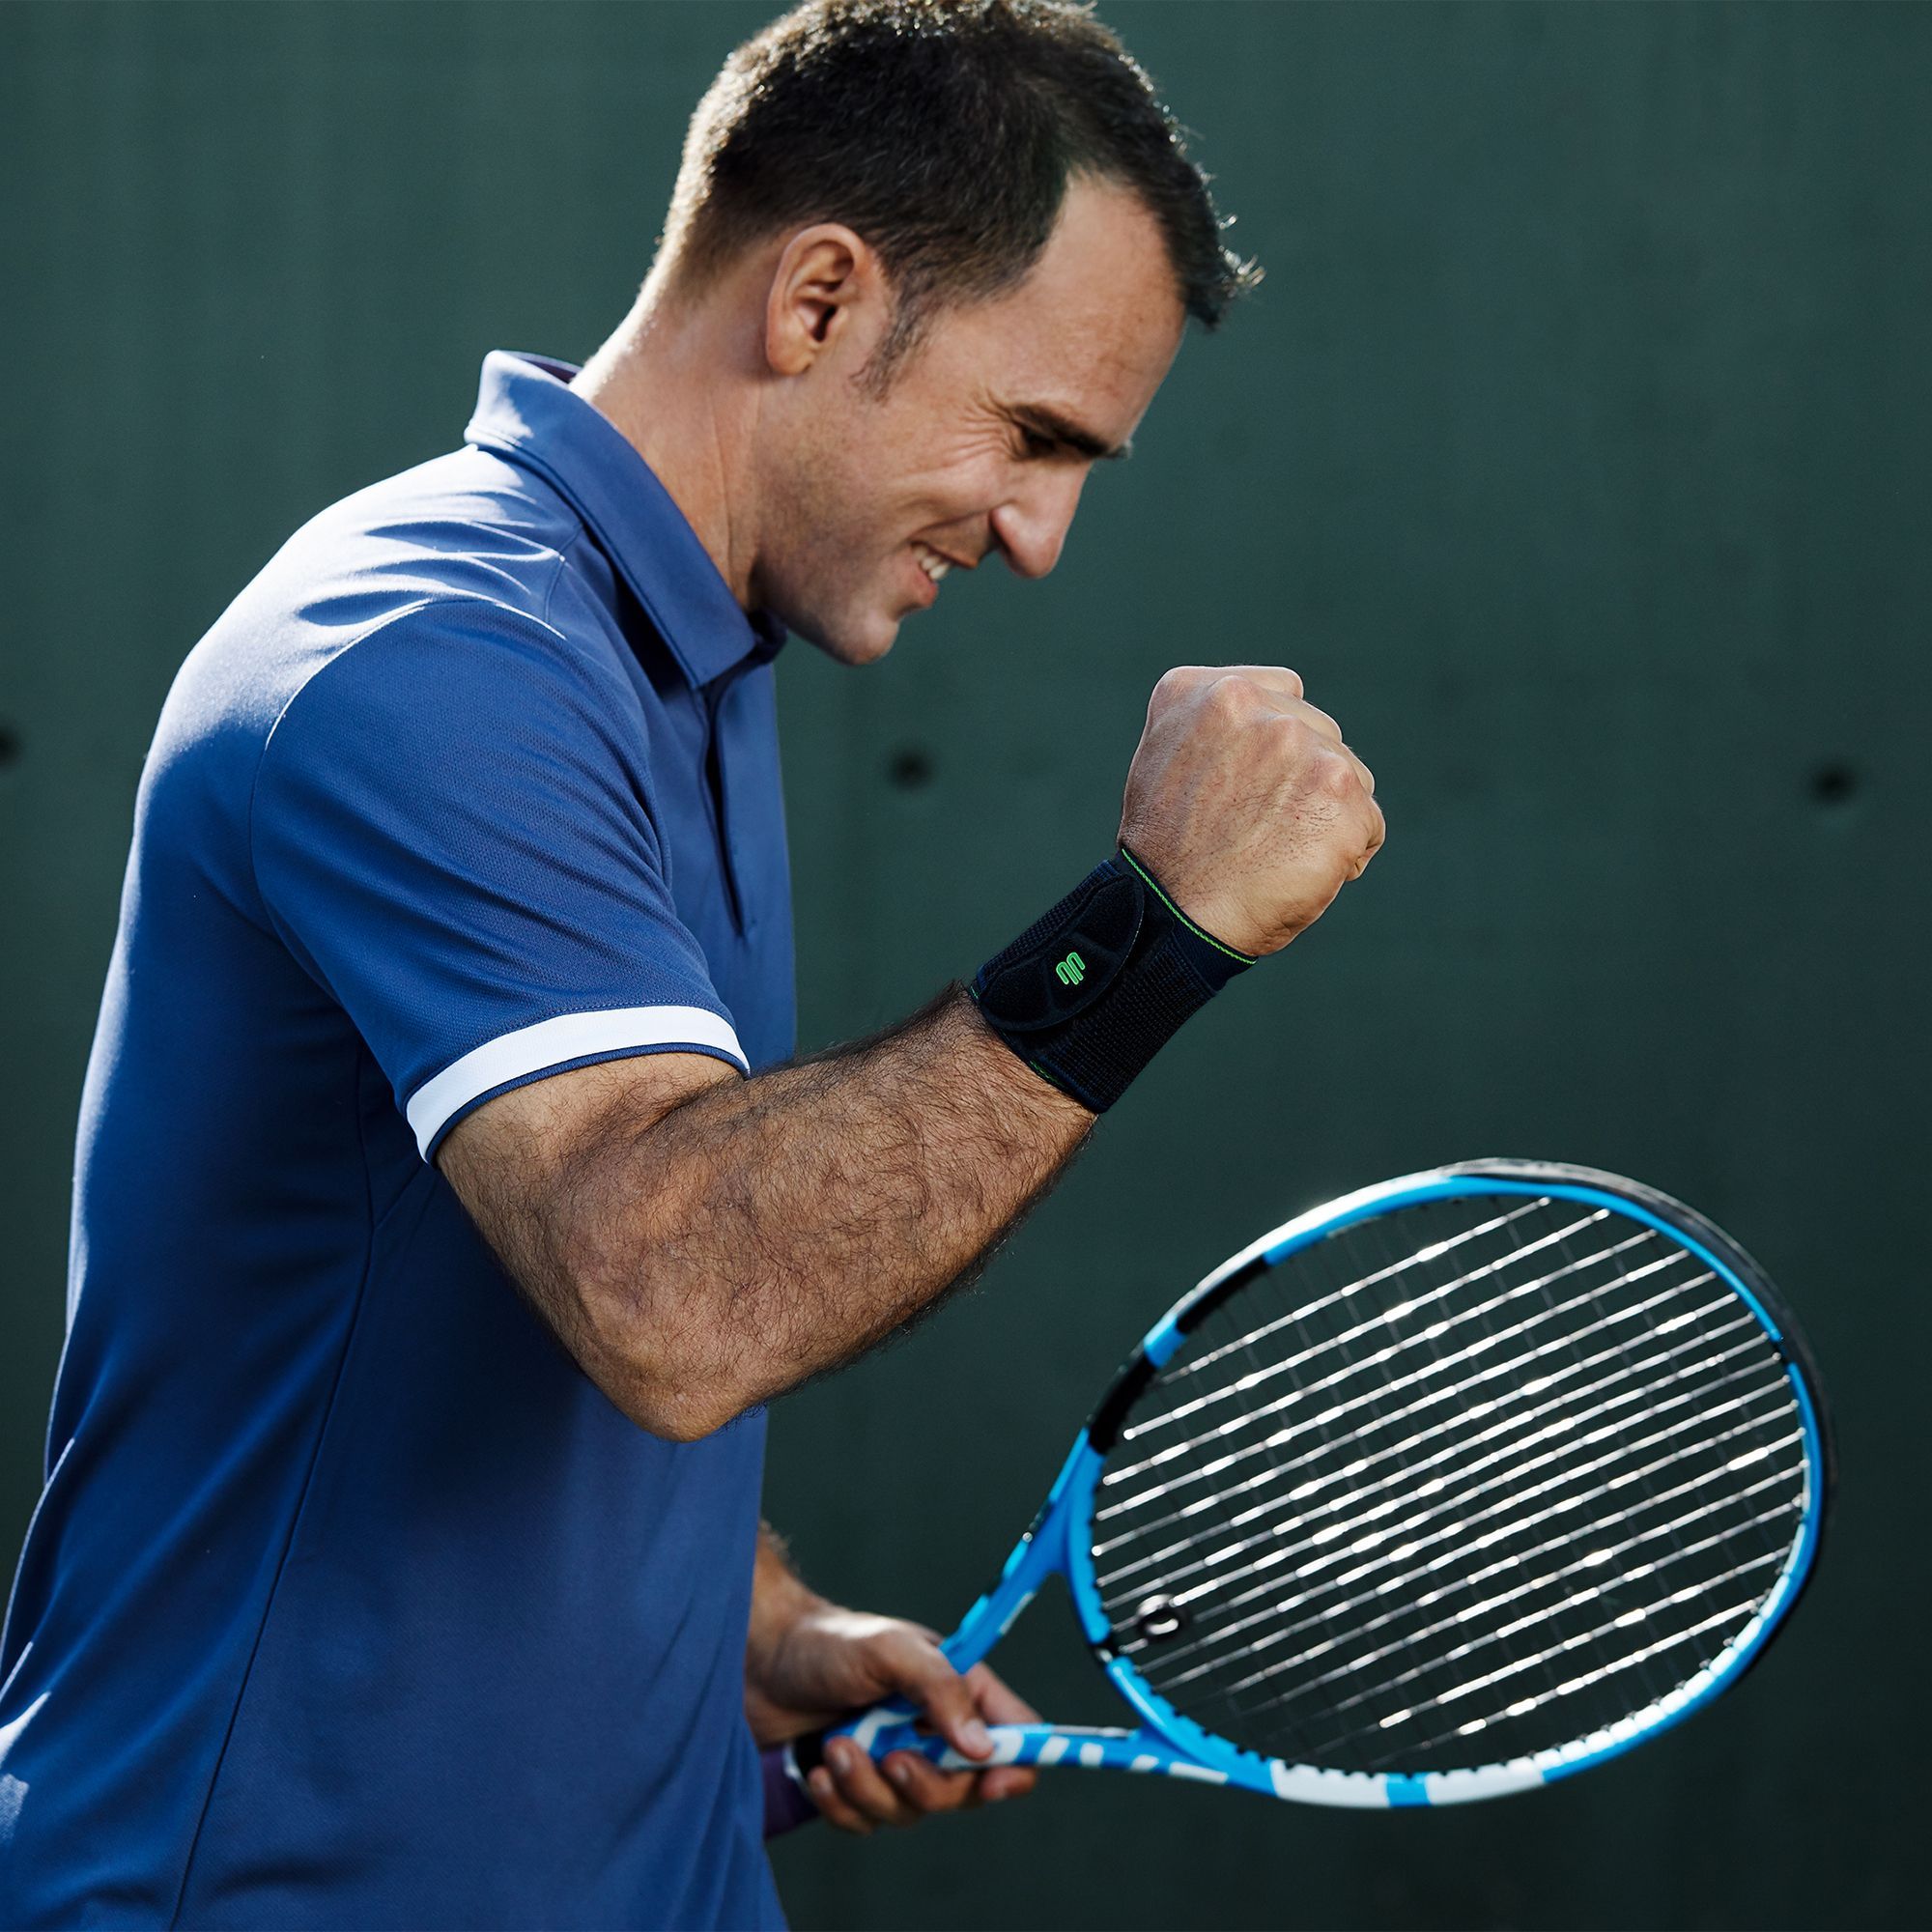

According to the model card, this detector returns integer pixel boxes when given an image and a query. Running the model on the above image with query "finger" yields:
[977,1762,1039,1804]
[965,1661,1042,1727]
[887,1640,995,1764]
[1153,664,1305,712]
[825,1735,922,1828]
[1303,736,1374,808]
[1350,799,1388,876]
[807,1764,874,1835]
[887,1748,1034,1810]
[1216,664,1305,704]
[1283,697,1345,748]
[882,1750,979,1814]
[963,1663,1041,1804]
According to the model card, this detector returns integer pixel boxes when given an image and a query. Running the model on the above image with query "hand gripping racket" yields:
[773,1160,1831,1823]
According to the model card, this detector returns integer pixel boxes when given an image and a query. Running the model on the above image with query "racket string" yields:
[1097,1267,1747,1553]
[1146,1341,1794,1734]
[1270,1216,1432,1764]
[1119,1379,1799,1716]
[1533,1206,1811,1726]
[1160,1201,1550,1385]
[1208,1217,1372,1767]
[1117,1209,1635,1449]
[1361,1588,1778,1772]
[1094,1307,1765,1601]
[1222,1448,1800,1730]
[1140,1465,1804,1710]
[1114,1321,1790,1672]
[1090,1194,1809,1776]
[1099,1236,1707,1500]
[1479,1205,1662,1725]
[1543,1208,1689,1719]
[1231,1210,1536,1765]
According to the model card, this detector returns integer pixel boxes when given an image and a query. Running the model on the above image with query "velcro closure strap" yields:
[971,865,1146,1033]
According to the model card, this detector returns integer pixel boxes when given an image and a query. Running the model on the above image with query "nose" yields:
[989,467,1090,581]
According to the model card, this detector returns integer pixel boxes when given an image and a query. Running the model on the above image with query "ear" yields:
[763,224,886,378]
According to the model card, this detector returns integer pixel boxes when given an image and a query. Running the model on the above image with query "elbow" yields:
[568,1266,751,1445]
[575,1330,749,1443]
[545,1182,770,1442]
[622,1377,749,1445]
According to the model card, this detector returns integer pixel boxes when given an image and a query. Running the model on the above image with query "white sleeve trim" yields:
[406,1004,748,1158]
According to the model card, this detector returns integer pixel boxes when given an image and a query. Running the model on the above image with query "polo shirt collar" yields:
[464,350,784,685]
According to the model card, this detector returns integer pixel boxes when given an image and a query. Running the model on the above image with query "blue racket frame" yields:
[790,1162,1831,1809]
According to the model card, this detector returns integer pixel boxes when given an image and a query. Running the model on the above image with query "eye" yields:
[1017,425,1058,459]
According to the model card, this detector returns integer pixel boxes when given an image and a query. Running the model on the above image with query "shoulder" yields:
[251,591,651,848]
[233,444,648,781]
[171,442,619,742]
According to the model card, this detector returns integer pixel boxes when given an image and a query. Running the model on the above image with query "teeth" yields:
[914,543,952,582]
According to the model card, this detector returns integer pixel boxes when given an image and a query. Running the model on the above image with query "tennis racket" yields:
[772,1159,1831,1823]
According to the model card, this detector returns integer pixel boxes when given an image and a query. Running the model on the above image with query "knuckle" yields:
[1318,750,1359,798]
[1205,671,1260,719]
[1151,664,1208,707]
[1270,715,1319,766]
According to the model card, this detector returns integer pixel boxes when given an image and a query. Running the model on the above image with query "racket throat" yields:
[943,1432,1106,1672]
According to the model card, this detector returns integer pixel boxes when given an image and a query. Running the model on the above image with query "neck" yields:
[570,279,761,608]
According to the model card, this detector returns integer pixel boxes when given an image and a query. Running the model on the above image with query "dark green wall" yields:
[2,4,1924,1926]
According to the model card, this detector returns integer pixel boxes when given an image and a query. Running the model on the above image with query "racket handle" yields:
[786,1725,834,1778]
[793,1716,1072,1776]
[768,1719,1148,1835]
[762,1746,820,1837]
[767,1710,996,1837]
[765,1719,887,1838]
[786,1709,957,1780]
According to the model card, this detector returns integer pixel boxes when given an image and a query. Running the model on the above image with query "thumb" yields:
[895,1640,995,1762]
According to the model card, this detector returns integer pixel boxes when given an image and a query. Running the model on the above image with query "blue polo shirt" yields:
[0,354,795,1928]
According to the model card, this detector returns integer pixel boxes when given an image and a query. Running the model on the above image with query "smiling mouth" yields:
[913,540,954,583]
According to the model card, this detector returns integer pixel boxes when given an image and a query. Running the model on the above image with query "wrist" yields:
[969,847,1256,1114]
[1114,845,1256,984]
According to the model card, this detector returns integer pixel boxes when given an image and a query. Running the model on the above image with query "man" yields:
[0,1,1382,1924]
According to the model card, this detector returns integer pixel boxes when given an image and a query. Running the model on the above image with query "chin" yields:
[792,606,904,667]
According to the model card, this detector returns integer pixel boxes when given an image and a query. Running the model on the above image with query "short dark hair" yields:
[662,0,1258,380]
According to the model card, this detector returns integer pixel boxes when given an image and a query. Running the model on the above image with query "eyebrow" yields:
[1009,404,1133,464]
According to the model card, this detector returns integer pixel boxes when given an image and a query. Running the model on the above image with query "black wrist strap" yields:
[969,846,1256,1113]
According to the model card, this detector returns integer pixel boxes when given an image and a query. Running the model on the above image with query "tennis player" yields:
[0,3,1380,1925]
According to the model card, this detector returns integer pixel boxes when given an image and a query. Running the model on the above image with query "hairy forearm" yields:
[745,1521,823,1736]
[749,1522,820,1650]
[509,988,1092,1437]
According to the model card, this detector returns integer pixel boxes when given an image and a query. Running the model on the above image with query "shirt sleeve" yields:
[250,599,746,1161]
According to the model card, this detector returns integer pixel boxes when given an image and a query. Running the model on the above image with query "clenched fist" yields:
[1120,666,1383,958]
